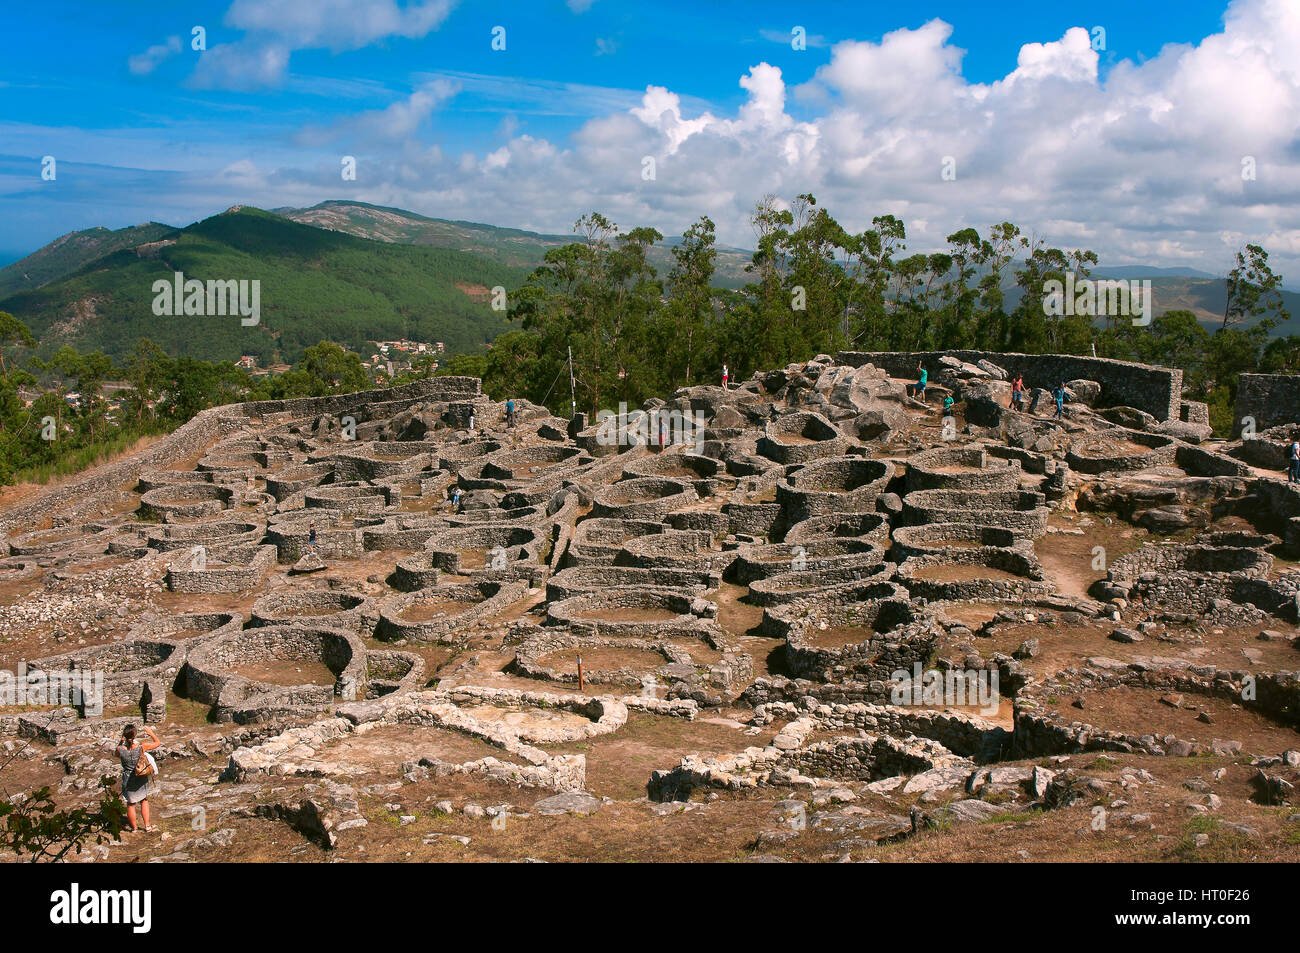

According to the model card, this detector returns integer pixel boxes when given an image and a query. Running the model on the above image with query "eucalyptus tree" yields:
[663,215,718,388]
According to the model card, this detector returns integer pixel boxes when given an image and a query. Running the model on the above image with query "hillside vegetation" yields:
[0,222,176,300]
[0,207,526,365]
[274,200,758,289]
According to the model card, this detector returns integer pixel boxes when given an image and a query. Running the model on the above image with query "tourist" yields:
[658,415,667,451]
[909,362,928,401]
[1290,439,1299,483]
[468,412,475,432]
[721,363,729,391]
[1054,382,1066,419]
[506,398,516,429]
[1011,375,1024,411]
[308,524,317,550]
[116,723,161,834]
[451,487,462,510]
[942,393,954,416]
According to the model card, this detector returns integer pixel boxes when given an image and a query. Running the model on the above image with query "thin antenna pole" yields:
[568,345,577,416]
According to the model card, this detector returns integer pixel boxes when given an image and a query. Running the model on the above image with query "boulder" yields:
[394,411,441,440]
[534,791,602,816]
[964,395,1004,428]
[1137,505,1195,533]
[291,551,327,574]
[830,365,909,416]
[1156,418,1213,444]
[1101,406,1157,430]
[1065,380,1101,406]
[711,406,748,430]
[1027,388,1055,415]
[851,408,908,441]
[758,369,788,394]
[875,492,903,517]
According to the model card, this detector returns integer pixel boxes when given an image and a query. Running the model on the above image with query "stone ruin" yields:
[1,353,1298,863]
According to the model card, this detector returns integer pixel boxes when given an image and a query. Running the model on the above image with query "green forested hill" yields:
[0,222,177,300]
[275,199,758,288]
[0,207,526,364]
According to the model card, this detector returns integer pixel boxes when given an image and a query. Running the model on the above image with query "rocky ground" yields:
[1,353,1298,864]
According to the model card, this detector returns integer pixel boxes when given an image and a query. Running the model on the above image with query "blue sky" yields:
[2,0,1296,278]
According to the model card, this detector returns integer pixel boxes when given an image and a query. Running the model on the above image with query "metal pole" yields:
[568,345,577,416]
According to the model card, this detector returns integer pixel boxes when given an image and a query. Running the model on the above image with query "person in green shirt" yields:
[942,393,954,415]
[909,362,928,400]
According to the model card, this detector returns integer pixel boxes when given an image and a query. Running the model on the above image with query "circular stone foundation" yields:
[438,439,503,473]
[145,519,265,553]
[392,552,442,591]
[31,638,185,709]
[757,412,848,465]
[619,529,726,571]
[1066,428,1177,474]
[374,580,526,643]
[138,482,237,522]
[781,511,891,546]
[249,589,373,633]
[780,597,938,681]
[423,524,543,575]
[303,482,391,517]
[592,477,698,521]
[897,549,1050,601]
[775,456,894,522]
[7,524,111,558]
[545,565,720,602]
[566,518,667,565]
[890,522,1029,561]
[905,446,1023,492]
[729,537,883,585]
[546,588,716,639]
[901,488,1049,538]
[482,445,587,481]
[745,553,893,607]
[623,450,723,480]
[512,632,693,688]
[183,624,368,723]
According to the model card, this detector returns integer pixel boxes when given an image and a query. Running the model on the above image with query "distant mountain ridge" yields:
[0,223,177,300]
[272,202,1297,329]
[3,201,1296,364]
[273,200,758,288]
[0,207,527,364]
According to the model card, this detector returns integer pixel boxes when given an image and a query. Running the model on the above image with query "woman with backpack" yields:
[116,723,161,833]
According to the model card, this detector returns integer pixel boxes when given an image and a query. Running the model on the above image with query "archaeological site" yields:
[2,351,1299,865]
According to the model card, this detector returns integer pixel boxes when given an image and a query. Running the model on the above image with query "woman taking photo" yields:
[116,723,161,833]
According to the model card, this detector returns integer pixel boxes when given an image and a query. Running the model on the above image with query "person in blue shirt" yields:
[506,398,516,429]
[909,362,928,400]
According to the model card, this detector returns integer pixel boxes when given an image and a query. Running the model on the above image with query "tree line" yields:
[476,195,1292,434]
[0,193,1293,486]
[0,318,369,486]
